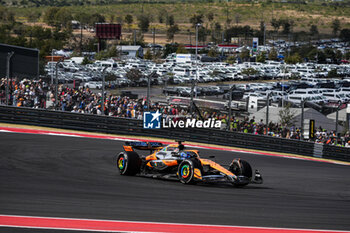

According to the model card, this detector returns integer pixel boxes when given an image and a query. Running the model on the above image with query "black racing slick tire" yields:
[177,159,202,184]
[116,151,141,176]
[229,159,253,186]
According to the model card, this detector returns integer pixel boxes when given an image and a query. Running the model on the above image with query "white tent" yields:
[251,107,342,132]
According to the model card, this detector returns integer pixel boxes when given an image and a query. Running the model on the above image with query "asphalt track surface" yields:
[0,132,349,232]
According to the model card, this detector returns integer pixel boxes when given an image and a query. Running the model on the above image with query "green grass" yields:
[7,1,350,34]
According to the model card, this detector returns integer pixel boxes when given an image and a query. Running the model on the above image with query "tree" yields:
[285,53,302,64]
[339,29,350,42]
[126,68,142,83]
[225,55,236,64]
[234,14,240,25]
[144,49,152,60]
[207,12,214,23]
[207,48,217,57]
[268,48,278,60]
[212,22,222,43]
[43,7,60,27]
[89,13,105,27]
[158,10,166,23]
[257,51,266,63]
[242,68,258,75]
[167,24,180,43]
[27,11,41,23]
[331,19,341,36]
[270,18,281,32]
[279,103,296,127]
[240,48,250,61]
[138,15,150,32]
[280,19,294,34]
[309,25,318,36]
[198,27,207,44]
[328,69,338,78]
[55,7,73,29]
[81,56,92,65]
[176,45,187,54]
[190,14,203,27]
[166,15,175,27]
[125,14,133,28]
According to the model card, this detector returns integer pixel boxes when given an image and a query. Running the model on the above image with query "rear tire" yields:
[117,152,141,176]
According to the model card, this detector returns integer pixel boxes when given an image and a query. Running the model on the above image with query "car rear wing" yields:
[124,141,164,151]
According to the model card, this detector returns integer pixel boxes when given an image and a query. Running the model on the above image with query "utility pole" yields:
[134,30,136,46]
[191,23,201,115]
[266,92,270,135]
[80,22,83,55]
[146,72,156,111]
[263,23,266,46]
[301,100,305,140]
[101,67,108,116]
[6,52,14,106]
[335,104,341,136]
[152,27,156,56]
[55,60,63,110]
[227,85,235,131]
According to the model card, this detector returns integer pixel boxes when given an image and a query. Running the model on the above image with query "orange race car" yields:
[116,141,263,187]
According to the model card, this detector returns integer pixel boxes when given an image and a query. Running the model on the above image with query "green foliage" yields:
[279,103,296,127]
[138,14,150,32]
[167,24,180,43]
[126,68,142,82]
[240,48,250,61]
[309,25,318,35]
[268,48,278,61]
[125,14,133,25]
[270,18,281,32]
[144,49,152,60]
[285,53,302,64]
[89,13,105,27]
[206,12,214,22]
[81,56,92,65]
[166,15,175,27]
[331,18,341,36]
[176,44,187,54]
[340,29,350,42]
[105,73,117,82]
[241,67,258,75]
[328,69,337,78]
[190,13,203,27]
[256,51,266,63]
[55,7,73,29]
[207,48,217,57]
[280,18,295,34]
[43,7,60,27]
[163,43,179,58]
[95,46,117,60]
[225,25,253,41]
[198,27,207,44]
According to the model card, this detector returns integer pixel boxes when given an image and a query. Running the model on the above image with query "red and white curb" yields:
[0,126,349,166]
[0,215,348,233]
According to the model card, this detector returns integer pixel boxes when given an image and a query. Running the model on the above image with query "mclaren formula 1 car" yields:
[116,141,263,187]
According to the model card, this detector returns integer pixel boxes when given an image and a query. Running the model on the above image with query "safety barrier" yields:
[0,105,349,162]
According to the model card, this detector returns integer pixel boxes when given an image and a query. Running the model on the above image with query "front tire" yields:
[177,159,202,184]
[117,152,141,176]
[229,159,252,187]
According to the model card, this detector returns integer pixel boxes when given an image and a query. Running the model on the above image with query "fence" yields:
[0,105,349,162]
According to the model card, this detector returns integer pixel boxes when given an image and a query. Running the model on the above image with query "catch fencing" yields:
[0,105,348,162]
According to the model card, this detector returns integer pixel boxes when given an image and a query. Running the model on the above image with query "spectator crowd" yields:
[1,78,349,147]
